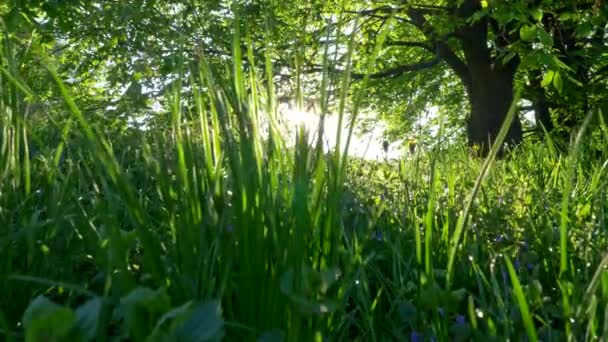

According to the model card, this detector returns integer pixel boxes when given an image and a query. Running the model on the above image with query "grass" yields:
[2,13,608,342]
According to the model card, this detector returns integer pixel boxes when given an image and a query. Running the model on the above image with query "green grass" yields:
[2,15,608,342]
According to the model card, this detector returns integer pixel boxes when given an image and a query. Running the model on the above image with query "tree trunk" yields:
[533,96,553,133]
[459,16,523,153]
[410,0,524,153]
[466,68,523,151]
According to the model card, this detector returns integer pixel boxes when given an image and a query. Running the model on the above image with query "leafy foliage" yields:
[1,1,608,341]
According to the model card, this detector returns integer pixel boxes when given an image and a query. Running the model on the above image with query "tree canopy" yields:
[3,0,607,150]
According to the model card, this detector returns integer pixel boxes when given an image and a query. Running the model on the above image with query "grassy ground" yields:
[2,25,608,342]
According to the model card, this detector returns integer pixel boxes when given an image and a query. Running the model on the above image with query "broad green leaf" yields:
[530,8,543,22]
[121,287,171,340]
[173,301,224,342]
[22,296,76,342]
[397,300,418,322]
[538,27,553,46]
[74,297,103,341]
[121,287,171,314]
[552,72,563,93]
[520,25,537,42]
[541,70,554,88]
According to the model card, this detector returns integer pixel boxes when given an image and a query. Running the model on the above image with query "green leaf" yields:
[319,268,341,294]
[558,11,576,22]
[121,287,171,340]
[258,329,285,342]
[121,287,171,314]
[520,25,537,42]
[564,72,583,87]
[538,27,553,46]
[575,22,594,38]
[22,296,76,342]
[502,51,517,65]
[530,8,543,22]
[541,71,554,88]
[173,301,224,342]
[74,297,103,341]
[397,300,418,323]
[552,72,563,93]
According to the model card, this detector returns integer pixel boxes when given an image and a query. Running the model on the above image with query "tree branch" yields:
[353,58,441,79]
[306,58,441,79]
[345,5,406,16]
[406,7,472,92]
[385,40,433,51]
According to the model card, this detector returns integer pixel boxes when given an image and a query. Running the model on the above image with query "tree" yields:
[300,0,607,151]
[4,0,606,153]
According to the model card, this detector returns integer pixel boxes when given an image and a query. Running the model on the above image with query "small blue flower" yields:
[514,259,521,271]
[372,230,384,242]
[226,224,234,233]
[527,263,534,271]
[494,234,504,243]
[437,307,445,317]
[410,331,423,342]
[455,314,466,326]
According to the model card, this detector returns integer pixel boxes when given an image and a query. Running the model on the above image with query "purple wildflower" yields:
[455,314,466,326]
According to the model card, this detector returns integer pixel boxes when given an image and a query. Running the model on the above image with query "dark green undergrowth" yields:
[2,17,608,342]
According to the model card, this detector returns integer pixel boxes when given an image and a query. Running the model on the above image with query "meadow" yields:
[2,16,608,342]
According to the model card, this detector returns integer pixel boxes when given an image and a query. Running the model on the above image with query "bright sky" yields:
[277,104,405,160]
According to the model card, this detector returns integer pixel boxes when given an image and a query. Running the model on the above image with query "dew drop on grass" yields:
[355,280,360,286]
[475,308,484,318]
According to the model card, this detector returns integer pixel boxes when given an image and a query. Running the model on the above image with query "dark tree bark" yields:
[352,1,529,153]
[465,65,523,149]
[533,96,553,133]
[457,4,523,151]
